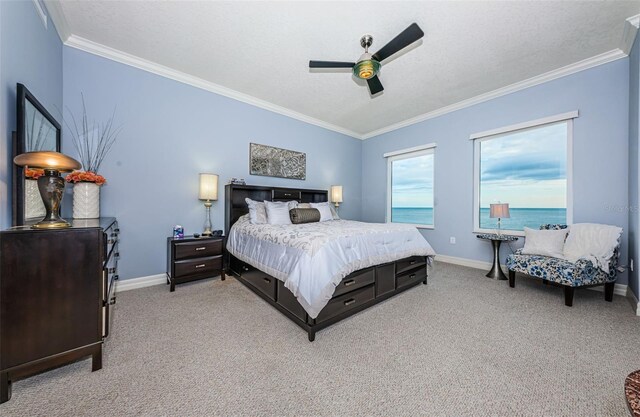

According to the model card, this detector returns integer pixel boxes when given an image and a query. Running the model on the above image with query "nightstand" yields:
[166,235,225,292]
[476,233,519,280]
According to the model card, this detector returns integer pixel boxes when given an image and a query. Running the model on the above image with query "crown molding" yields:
[64,34,363,139]
[621,14,639,55]
[360,49,626,140]
[42,0,71,42]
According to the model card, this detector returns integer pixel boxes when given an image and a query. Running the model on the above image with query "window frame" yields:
[385,143,436,229]
[471,113,575,237]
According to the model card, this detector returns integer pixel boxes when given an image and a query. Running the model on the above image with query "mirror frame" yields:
[12,83,62,226]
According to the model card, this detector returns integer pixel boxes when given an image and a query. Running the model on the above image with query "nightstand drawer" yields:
[174,239,222,260]
[174,255,222,278]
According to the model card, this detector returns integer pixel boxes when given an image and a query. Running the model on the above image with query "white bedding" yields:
[227,215,436,318]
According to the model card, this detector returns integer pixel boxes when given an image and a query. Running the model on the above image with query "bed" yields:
[224,184,436,341]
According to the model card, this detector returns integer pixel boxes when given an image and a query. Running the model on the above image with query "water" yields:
[391,207,566,230]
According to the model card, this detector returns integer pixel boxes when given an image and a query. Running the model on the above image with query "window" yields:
[386,144,435,228]
[472,113,575,235]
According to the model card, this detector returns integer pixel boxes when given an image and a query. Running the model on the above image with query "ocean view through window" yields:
[474,117,571,233]
[387,146,435,227]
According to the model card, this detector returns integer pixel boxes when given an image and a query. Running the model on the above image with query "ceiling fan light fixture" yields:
[353,59,380,80]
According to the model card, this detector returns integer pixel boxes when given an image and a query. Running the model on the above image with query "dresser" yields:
[0,218,119,403]
[166,235,225,292]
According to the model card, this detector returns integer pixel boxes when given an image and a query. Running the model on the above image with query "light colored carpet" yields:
[2,262,640,416]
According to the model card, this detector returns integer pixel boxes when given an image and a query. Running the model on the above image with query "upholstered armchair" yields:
[505,224,620,306]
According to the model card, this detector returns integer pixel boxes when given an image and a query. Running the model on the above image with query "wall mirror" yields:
[12,83,61,226]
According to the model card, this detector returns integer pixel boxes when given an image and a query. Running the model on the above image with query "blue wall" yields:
[629,35,640,298]
[0,0,63,229]
[362,59,631,285]
[62,47,363,280]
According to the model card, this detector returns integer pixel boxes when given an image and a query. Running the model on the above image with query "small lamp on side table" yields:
[490,203,510,237]
[198,173,218,236]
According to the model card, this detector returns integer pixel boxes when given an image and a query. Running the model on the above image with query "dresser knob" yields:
[195,247,206,251]
[114,275,119,281]
[109,297,116,305]
[344,279,355,287]
[195,264,206,269]
[344,298,356,306]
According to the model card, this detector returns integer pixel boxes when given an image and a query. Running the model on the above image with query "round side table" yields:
[476,233,518,280]
[626,370,640,416]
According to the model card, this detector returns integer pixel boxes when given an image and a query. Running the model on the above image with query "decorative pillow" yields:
[297,203,312,209]
[245,198,267,224]
[264,201,293,225]
[521,227,568,258]
[289,208,321,224]
[310,202,333,222]
[563,223,622,272]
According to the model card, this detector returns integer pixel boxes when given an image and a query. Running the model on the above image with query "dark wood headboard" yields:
[224,184,328,234]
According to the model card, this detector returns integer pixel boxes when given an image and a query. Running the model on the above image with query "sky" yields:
[390,121,567,209]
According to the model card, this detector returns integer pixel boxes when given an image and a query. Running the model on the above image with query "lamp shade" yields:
[14,151,81,172]
[199,173,218,201]
[330,185,343,204]
[489,203,510,219]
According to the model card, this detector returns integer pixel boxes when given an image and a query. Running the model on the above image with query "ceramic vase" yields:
[25,179,46,219]
[73,182,100,219]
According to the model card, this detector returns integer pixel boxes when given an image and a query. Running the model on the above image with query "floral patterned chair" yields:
[505,224,620,306]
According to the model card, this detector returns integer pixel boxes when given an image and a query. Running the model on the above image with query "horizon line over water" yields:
[391,207,567,230]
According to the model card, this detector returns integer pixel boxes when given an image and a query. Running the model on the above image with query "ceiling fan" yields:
[309,23,424,96]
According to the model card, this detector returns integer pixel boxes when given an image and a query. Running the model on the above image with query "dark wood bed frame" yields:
[224,184,428,342]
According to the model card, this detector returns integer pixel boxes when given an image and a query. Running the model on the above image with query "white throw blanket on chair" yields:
[562,223,622,274]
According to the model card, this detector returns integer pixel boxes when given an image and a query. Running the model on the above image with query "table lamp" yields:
[489,203,510,237]
[199,173,218,236]
[14,151,81,229]
[330,185,343,208]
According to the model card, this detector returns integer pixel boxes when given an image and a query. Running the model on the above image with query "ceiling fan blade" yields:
[372,23,424,62]
[367,75,384,95]
[309,60,355,68]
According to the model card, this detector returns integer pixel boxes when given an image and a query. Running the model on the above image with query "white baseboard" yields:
[627,287,640,316]
[435,254,628,296]
[115,274,166,292]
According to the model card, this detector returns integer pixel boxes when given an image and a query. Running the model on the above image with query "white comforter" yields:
[227,215,436,318]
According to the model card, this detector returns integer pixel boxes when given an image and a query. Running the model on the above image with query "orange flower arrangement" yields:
[65,171,107,185]
[25,168,45,180]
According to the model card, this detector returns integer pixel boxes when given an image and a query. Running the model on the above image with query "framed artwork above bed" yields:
[249,143,306,180]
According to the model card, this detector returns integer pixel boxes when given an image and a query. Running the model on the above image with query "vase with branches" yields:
[65,95,121,218]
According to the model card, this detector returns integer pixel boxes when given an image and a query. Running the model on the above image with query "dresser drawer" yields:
[316,284,375,323]
[244,270,277,301]
[174,255,222,278]
[396,266,427,289]
[396,256,426,276]
[175,239,222,260]
[333,267,375,297]
[273,189,301,200]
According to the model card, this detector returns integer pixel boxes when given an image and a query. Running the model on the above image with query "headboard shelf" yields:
[224,184,328,234]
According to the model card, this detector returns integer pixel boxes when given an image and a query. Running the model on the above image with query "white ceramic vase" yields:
[73,182,100,219]
[25,179,46,220]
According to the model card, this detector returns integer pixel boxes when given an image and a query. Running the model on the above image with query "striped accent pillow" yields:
[289,208,321,224]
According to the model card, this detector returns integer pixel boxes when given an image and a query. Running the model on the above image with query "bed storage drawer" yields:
[396,256,426,276]
[174,255,222,278]
[277,281,307,321]
[244,270,277,301]
[396,266,427,289]
[333,267,375,297]
[316,285,375,323]
[175,239,223,260]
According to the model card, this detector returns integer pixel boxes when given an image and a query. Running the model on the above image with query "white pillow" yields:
[562,223,622,272]
[310,202,333,222]
[264,201,294,225]
[245,198,267,224]
[521,227,568,258]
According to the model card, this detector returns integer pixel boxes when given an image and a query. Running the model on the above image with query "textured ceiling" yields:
[52,1,639,138]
